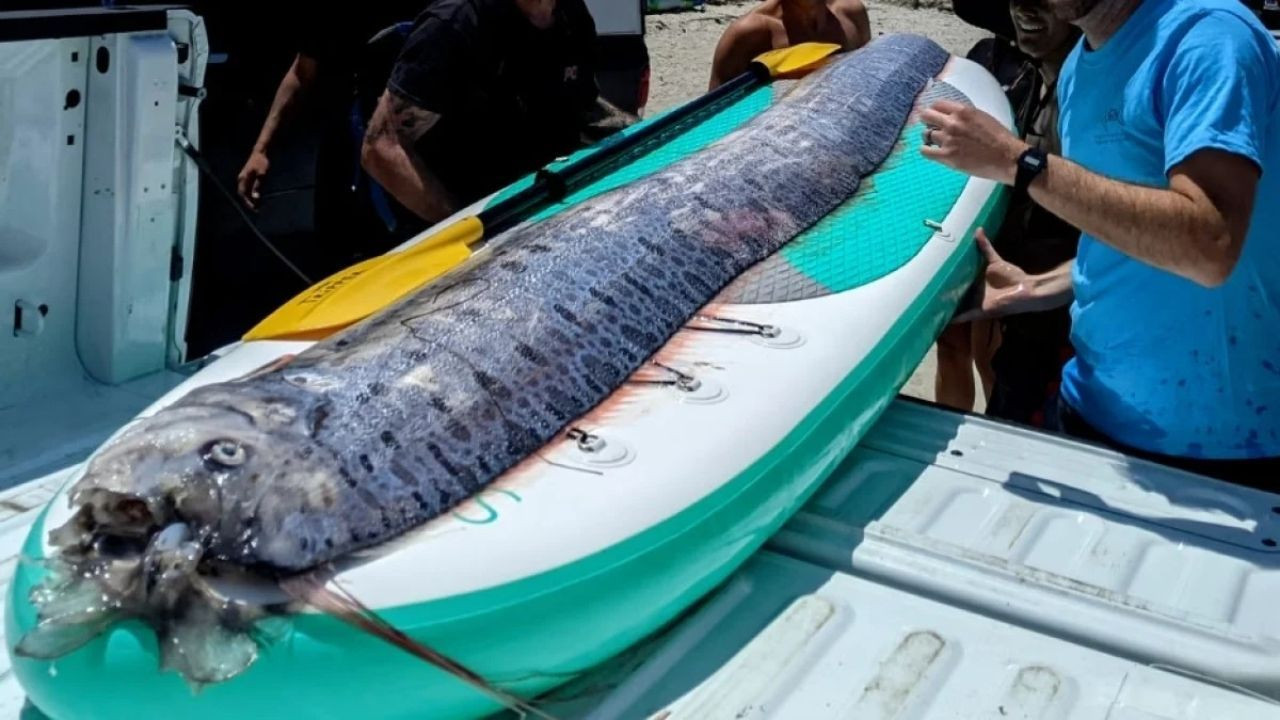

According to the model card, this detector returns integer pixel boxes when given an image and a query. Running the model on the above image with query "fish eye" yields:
[202,439,247,469]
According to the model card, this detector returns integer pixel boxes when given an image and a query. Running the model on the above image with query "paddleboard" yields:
[7,51,1011,720]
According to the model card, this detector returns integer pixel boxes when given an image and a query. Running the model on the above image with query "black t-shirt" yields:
[294,3,424,117]
[388,0,600,205]
[291,2,427,240]
[968,37,1079,346]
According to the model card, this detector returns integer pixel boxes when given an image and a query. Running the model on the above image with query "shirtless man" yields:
[707,0,870,89]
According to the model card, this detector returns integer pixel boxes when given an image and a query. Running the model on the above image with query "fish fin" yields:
[159,607,259,688]
[236,353,298,381]
[281,573,557,719]
[248,615,294,645]
[15,553,54,578]
[572,384,648,429]
[14,611,121,659]
[16,569,134,660]
[29,575,120,627]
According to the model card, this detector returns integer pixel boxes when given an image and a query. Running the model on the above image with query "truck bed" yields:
[2,398,1278,718]
[519,399,1280,718]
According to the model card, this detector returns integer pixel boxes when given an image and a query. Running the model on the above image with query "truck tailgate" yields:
[2,401,1278,718]
[528,399,1280,718]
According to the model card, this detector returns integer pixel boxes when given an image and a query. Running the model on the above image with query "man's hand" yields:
[237,149,270,210]
[581,97,638,144]
[238,54,318,210]
[920,101,1028,186]
[921,101,1256,287]
[953,229,1075,323]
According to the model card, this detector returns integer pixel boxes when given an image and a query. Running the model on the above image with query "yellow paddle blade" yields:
[754,42,842,78]
[243,216,482,341]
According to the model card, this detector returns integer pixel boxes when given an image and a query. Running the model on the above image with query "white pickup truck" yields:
[0,6,1278,719]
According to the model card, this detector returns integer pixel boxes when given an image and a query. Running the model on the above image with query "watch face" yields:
[1025,155,1044,169]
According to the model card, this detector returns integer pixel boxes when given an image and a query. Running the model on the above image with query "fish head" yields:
[64,389,343,558]
[16,397,338,684]
[66,404,286,540]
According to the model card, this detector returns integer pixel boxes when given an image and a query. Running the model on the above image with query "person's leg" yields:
[935,322,976,411]
[971,318,1000,405]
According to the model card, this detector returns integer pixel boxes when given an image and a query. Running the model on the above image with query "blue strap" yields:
[350,104,400,233]
[348,21,417,233]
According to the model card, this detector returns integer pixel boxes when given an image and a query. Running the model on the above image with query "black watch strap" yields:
[1015,146,1048,194]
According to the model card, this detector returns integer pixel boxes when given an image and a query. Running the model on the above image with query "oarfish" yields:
[16,34,949,684]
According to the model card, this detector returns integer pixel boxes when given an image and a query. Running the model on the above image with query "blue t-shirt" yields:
[1057,0,1280,459]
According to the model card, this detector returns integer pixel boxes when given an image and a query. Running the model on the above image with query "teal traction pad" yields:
[488,80,972,303]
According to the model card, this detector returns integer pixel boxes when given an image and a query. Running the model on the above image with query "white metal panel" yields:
[584,0,643,36]
[165,9,209,367]
[771,400,1280,699]
[2,401,1277,716]
[75,31,179,384]
[531,551,1280,718]
[0,37,89,403]
[0,26,191,491]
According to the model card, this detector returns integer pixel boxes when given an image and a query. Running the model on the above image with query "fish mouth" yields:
[15,494,281,686]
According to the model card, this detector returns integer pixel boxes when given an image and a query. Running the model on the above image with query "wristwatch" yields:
[1015,146,1048,194]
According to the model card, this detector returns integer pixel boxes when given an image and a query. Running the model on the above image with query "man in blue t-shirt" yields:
[921,0,1280,485]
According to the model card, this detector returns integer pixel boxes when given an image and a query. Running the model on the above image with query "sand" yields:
[644,2,989,113]
[643,1,991,404]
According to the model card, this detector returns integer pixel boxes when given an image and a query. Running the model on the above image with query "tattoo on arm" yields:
[390,95,438,145]
[581,97,637,142]
[361,89,456,223]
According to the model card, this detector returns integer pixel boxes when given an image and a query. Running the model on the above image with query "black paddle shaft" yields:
[478,63,771,236]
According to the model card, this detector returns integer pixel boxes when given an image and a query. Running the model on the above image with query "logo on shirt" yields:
[1094,106,1126,145]
[564,65,579,82]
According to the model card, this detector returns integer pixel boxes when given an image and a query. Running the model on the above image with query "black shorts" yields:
[985,311,1073,428]
[1050,394,1280,490]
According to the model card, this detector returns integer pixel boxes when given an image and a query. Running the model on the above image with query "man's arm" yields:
[920,101,1258,288]
[360,90,458,223]
[835,0,871,50]
[708,16,772,90]
[237,54,318,208]
[1028,148,1254,287]
[924,17,1275,289]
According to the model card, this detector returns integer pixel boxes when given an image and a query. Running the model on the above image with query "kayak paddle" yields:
[243,42,842,341]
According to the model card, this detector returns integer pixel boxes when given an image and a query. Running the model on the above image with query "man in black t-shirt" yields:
[237,3,426,265]
[362,0,634,222]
